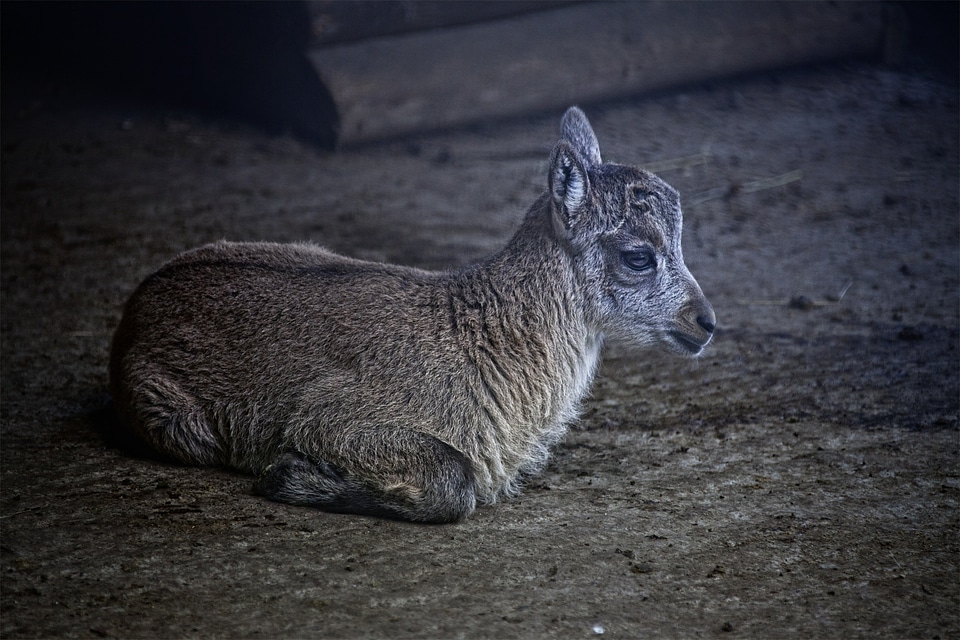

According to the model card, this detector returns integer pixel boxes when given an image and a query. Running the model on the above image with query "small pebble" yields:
[897,326,923,341]
[788,295,815,311]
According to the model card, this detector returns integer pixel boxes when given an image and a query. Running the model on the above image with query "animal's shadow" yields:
[83,393,166,464]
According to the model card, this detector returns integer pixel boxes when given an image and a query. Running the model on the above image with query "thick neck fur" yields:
[445,195,603,500]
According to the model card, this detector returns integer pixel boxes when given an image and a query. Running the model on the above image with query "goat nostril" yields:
[697,314,716,334]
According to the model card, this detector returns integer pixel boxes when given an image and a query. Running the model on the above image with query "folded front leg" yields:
[253,427,477,524]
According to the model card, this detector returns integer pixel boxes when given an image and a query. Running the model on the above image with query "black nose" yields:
[697,311,716,334]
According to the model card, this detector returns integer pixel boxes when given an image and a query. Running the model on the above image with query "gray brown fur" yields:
[109,107,715,523]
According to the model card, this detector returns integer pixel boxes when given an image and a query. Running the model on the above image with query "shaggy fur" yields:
[110,107,715,523]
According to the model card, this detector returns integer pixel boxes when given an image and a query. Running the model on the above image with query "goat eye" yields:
[622,249,656,272]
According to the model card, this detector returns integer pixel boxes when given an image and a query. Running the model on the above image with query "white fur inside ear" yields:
[552,149,587,215]
[563,159,585,211]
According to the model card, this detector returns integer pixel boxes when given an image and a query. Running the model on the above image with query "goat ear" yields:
[560,106,602,168]
[549,141,589,230]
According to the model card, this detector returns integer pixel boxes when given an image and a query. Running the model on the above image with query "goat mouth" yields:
[668,331,708,355]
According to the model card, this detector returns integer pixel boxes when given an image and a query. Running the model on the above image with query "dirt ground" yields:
[2,59,958,638]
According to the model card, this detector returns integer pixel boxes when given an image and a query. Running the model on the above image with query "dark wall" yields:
[901,1,959,76]
[3,1,956,151]
[2,1,339,150]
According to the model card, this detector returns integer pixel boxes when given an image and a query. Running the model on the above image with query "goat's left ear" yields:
[560,106,602,168]
[549,141,589,230]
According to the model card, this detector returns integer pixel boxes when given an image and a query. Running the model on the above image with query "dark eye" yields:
[622,249,656,272]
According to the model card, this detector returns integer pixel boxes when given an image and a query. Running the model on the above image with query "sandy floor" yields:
[2,60,958,638]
